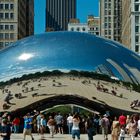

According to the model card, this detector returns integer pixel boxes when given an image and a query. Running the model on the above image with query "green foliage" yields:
[45,105,91,116]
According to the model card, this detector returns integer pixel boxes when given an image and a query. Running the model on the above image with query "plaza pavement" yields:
[1,133,140,140]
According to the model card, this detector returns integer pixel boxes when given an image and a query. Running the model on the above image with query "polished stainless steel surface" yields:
[0,31,140,83]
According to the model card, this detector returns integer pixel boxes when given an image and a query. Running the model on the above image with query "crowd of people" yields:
[0,111,140,140]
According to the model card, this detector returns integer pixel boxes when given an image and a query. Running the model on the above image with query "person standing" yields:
[128,114,138,140]
[1,119,11,140]
[101,114,110,140]
[85,115,95,140]
[55,112,63,134]
[23,113,34,140]
[47,116,56,138]
[71,114,80,140]
[36,111,41,134]
[40,114,47,139]
[111,116,120,140]
[119,125,125,140]
[119,113,126,127]
[12,116,20,133]
[67,113,73,134]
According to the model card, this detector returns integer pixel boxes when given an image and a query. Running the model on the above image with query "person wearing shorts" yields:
[23,113,34,140]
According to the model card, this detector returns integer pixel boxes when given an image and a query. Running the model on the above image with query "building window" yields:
[0,33,4,39]
[10,4,14,9]
[108,10,111,15]
[5,33,9,39]
[10,33,14,39]
[135,4,139,11]
[82,27,86,31]
[135,26,139,32]
[105,3,107,8]
[5,4,9,10]
[10,13,14,19]
[0,13,4,19]
[104,17,107,22]
[71,28,74,31]
[105,10,108,15]
[5,13,9,19]
[0,42,4,48]
[108,3,111,9]
[135,45,139,52]
[108,17,111,22]
[104,23,108,28]
[5,42,9,47]
[10,25,14,30]
[96,32,99,35]
[108,23,111,28]
[0,25,4,30]
[105,30,108,35]
[135,36,139,42]
[135,16,139,24]
[76,27,80,31]
[0,4,4,9]
[5,25,9,30]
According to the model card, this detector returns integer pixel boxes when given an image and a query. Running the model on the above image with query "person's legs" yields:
[72,130,76,140]
[76,130,80,140]
[68,123,72,134]
[87,128,93,140]
[23,129,26,140]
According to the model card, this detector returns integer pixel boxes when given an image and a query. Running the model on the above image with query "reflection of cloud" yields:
[8,64,14,69]
[0,65,72,82]
[18,53,34,61]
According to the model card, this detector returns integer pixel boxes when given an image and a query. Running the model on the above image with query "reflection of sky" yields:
[0,32,140,83]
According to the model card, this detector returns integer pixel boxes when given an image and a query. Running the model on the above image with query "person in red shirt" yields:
[12,117,20,133]
[119,113,126,127]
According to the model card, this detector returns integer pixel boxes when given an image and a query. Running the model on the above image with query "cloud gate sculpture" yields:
[0,31,140,84]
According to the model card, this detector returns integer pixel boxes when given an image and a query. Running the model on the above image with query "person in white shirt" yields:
[67,113,73,134]
[119,125,125,140]
[72,114,80,140]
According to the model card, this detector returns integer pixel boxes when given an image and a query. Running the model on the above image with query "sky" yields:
[34,0,99,34]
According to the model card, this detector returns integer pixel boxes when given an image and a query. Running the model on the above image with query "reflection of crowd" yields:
[0,111,140,140]
[130,100,140,109]
[96,81,118,96]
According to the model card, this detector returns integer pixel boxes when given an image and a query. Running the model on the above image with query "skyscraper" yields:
[121,0,140,55]
[46,0,76,31]
[0,0,34,49]
[100,0,122,42]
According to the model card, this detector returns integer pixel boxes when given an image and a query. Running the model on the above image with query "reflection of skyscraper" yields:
[0,0,34,49]
[46,0,76,31]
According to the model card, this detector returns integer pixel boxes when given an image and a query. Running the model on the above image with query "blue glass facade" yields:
[0,32,140,83]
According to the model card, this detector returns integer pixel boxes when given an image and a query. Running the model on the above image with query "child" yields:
[119,125,125,140]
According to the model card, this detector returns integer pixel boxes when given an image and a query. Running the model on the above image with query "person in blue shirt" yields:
[23,113,34,140]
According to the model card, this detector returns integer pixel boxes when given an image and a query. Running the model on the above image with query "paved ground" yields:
[1,133,140,140]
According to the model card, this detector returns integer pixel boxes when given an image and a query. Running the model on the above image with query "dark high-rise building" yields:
[26,0,34,36]
[46,0,76,31]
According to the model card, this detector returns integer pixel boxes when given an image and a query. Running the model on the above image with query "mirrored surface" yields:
[0,31,140,83]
